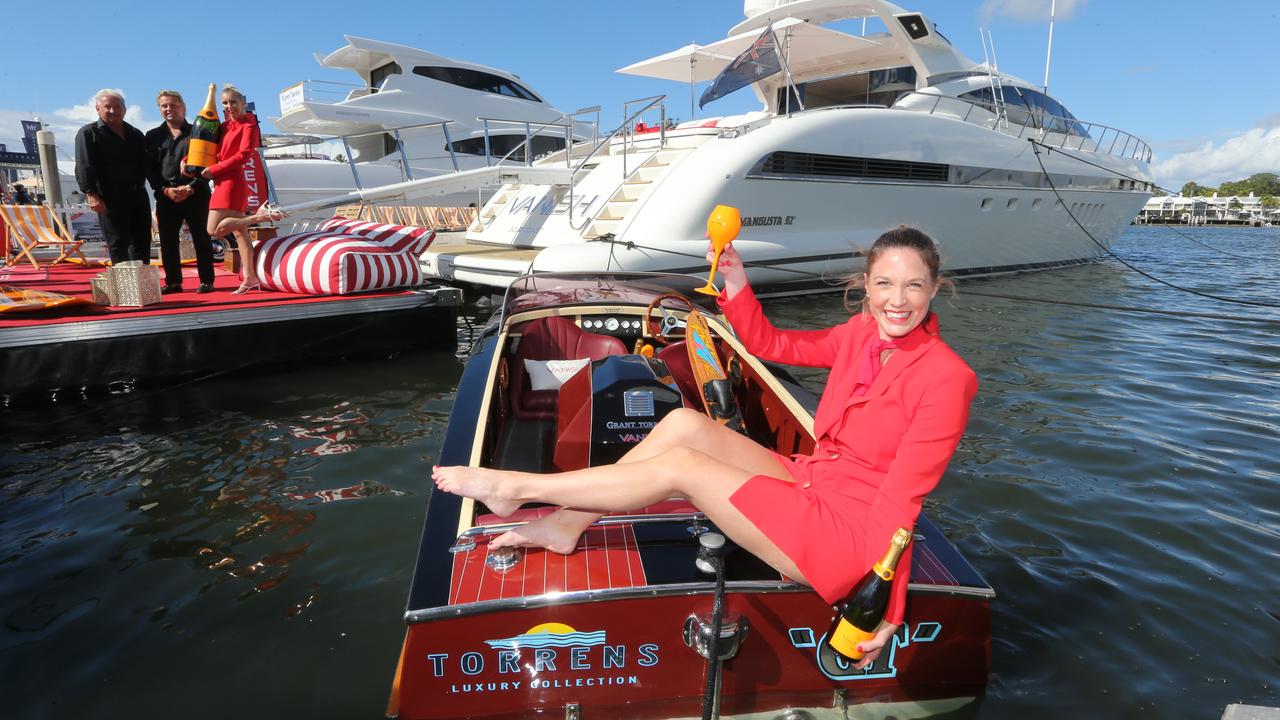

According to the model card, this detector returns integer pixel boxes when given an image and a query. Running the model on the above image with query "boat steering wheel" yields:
[645,293,693,345]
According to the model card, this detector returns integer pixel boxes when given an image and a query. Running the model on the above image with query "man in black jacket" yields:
[145,90,215,293]
[74,89,152,264]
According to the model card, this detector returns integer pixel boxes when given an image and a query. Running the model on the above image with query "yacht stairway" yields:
[424,104,717,287]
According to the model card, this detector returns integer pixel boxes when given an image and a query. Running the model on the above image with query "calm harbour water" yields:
[2,226,1277,718]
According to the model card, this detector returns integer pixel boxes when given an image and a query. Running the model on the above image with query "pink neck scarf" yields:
[853,338,901,397]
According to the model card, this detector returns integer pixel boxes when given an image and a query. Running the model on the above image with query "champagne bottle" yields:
[825,527,912,662]
[184,83,220,181]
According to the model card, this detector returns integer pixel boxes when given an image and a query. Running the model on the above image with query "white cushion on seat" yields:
[524,358,591,391]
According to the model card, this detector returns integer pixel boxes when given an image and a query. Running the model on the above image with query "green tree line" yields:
[1173,172,1280,207]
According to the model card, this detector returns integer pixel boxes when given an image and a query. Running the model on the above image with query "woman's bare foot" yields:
[490,509,600,554]
[432,465,523,517]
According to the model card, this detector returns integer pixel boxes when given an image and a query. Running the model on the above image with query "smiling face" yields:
[221,91,246,121]
[863,247,938,340]
[157,95,185,124]
[95,94,125,128]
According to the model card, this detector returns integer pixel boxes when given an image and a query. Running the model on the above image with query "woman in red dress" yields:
[202,84,267,294]
[433,226,978,667]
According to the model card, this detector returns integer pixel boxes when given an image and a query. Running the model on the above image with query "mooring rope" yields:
[1029,140,1280,309]
[1028,139,1268,261]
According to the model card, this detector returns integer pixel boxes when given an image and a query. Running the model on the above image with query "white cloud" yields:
[979,0,1087,23]
[0,92,155,161]
[1152,126,1280,189]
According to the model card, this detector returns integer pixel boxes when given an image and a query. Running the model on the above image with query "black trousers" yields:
[155,192,214,286]
[98,190,152,264]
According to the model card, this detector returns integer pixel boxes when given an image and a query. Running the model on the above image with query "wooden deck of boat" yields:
[448,509,989,606]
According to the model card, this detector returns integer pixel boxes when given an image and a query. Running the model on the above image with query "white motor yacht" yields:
[267,36,596,210]
[416,0,1153,295]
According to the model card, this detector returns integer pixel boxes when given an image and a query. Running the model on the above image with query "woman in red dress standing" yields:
[432,226,978,668]
[202,84,264,294]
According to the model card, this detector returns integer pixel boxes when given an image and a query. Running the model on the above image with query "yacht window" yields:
[785,66,916,111]
[413,66,542,102]
[960,85,1088,136]
[448,134,566,162]
[369,62,402,93]
[1000,86,1036,129]
[959,87,995,108]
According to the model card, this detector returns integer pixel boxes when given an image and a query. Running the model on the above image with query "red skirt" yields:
[729,454,872,605]
[209,175,250,212]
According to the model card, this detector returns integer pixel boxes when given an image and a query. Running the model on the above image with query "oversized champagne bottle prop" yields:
[825,527,912,662]
[184,83,220,183]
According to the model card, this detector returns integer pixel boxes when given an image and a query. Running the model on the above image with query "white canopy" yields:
[616,17,881,83]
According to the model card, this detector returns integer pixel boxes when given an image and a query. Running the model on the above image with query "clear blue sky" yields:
[2,0,1277,189]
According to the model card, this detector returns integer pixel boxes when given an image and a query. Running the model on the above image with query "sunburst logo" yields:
[484,622,607,649]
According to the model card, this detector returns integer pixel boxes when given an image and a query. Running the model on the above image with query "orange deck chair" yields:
[0,204,89,269]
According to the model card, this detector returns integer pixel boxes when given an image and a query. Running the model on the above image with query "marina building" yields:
[1136,192,1277,226]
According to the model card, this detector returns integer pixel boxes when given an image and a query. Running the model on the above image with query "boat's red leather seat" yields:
[656,341,700,407]
[511,316,626,421]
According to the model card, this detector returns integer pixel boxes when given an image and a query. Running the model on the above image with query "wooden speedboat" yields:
[387,272,993,719]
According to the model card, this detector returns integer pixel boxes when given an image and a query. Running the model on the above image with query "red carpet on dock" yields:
[0,261,425,330]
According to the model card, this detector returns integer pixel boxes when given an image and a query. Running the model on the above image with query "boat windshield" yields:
[501,272,722,320]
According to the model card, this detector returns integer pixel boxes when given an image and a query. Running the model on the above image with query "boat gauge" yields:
[605,317,620,332]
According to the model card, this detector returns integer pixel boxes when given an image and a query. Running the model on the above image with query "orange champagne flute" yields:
[697,204,742,295]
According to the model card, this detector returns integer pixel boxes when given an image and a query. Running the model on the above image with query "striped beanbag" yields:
[254,219,436,295]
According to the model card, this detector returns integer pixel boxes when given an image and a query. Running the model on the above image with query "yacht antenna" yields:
[980,29,1007,130]
[1043,0,1056,94]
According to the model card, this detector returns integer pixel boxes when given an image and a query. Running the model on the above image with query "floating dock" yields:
[0,261,461,400]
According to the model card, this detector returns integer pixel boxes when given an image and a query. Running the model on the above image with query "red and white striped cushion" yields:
[317,217,434,252]
[255,219,435,295]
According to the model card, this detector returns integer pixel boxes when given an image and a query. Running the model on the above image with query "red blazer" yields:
[208,112,260,181]
[719,285,977,623]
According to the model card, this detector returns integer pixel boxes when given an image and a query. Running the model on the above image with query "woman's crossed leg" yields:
[432,408,808,583]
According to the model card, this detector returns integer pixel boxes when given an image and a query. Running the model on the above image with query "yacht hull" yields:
[433,108,1151,296]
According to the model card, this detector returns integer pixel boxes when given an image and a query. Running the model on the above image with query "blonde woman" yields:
[200,84,266,294]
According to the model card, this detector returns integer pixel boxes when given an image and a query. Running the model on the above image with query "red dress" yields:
[718,286,978,624]
[208,112,262,212]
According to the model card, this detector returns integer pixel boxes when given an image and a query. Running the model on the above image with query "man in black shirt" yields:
[74,89,152,264]
[145,90,215,293]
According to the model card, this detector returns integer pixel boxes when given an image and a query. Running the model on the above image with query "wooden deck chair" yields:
[0,204,88,269]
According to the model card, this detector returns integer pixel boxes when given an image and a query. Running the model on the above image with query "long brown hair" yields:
[843,225,954,314]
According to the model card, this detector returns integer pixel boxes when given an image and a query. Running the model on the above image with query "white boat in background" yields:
[266,36,596,211]
[410,0,1153,296]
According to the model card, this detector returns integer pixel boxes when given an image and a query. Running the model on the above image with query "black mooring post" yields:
[697,532,727,720]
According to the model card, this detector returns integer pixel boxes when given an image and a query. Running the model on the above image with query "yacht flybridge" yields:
[266,36,596,209]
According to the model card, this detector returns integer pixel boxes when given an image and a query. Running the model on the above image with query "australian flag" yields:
[698,26,782,109]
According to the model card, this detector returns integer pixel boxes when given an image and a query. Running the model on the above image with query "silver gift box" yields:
[104,261,162,307]
[91,273,111,305]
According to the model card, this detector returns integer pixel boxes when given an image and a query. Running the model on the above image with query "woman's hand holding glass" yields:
[696,204,741,295]
[706,241,748,298]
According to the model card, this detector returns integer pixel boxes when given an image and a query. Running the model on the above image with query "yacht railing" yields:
[892,90,1152,163]
[619,95,667,178]
[260,119,460,200]
[476,106,600,169]
[278,79,377,116]
[566,95,667,230]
